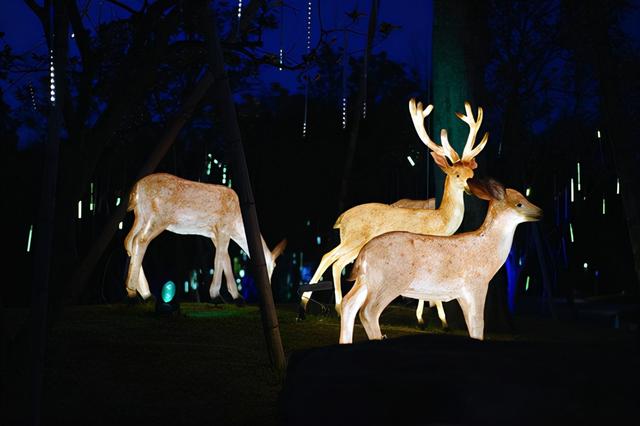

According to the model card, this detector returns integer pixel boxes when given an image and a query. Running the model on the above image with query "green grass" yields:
[2,300,635,425]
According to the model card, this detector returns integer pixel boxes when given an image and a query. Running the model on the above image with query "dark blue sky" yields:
[0,0,433,95]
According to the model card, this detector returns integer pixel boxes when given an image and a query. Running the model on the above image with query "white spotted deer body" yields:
[300,99,489,318]
[339,178,542,344]
[124,173,286,301]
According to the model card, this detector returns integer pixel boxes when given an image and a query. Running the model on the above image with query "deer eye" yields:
[516,203,523,208]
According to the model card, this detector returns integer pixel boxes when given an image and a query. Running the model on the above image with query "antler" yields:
[409,98,459,162]
[456,101,489,162]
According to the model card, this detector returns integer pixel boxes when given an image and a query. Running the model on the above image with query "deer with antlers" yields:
[299,99,489,318]
[123,173,287,302]
[339,177,543,344]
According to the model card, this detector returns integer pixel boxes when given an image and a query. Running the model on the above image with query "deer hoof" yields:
[296,306,307,321]
[234,296,246,307]
[210,296,225,305]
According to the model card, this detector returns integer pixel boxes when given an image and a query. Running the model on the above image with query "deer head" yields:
[409,99,489,193]
[468,177,543,223]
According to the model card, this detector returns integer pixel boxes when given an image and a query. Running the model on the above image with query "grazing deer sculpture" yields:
[339,177,543,344]
[300,99,489,318]
[124,173,287,301]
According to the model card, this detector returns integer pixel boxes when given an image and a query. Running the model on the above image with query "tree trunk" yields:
[30,1,67,423]
[337,0,379,214]
[432,0,512,332]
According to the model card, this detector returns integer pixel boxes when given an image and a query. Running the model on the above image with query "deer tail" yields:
[127,182,138,212]
[346,256,363,282]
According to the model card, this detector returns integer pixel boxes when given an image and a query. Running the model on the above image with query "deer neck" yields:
[436,175,465,230]
[475,202,520,262]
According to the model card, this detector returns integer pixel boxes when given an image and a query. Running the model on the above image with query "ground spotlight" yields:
[156,280,180,314]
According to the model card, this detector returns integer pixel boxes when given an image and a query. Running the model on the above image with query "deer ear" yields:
[468,178,493,200]
[430,152,450,171]
[486,178,506,200]
[270,238,287,261]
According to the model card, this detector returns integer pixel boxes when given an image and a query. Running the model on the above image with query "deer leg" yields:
[360,288,399,341]
[435,301,449,329]
[219,236,241,300]
[339,279,368,344]
[125,222,163,299]
[331,247,360,316]
[415,300,425,326]
[209,236,225,300]
[137,267,151,300]
[300,243,349,311]
[458,291,486,340]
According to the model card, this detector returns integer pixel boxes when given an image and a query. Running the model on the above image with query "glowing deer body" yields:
[124,173,286,300]
[300,99,488,317]
[391,198,435,210]
[339,178,542,344]
[391,197,447,327]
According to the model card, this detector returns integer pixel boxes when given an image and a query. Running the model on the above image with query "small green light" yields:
[569,223,574,243]
[525,276,530,291]
[161,281,176,303]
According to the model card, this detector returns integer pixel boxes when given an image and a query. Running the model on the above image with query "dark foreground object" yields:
[279,334,639,425]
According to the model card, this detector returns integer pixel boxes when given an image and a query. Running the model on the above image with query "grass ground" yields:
[2,299,637,425]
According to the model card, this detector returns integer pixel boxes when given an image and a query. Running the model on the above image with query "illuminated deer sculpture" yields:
[391,197,447,327]
[124,173,287,301]
[300,99,489,318]
[339,177,543,343]
[391,198,435,210]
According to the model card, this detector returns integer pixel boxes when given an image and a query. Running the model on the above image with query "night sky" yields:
[1,0,433,116]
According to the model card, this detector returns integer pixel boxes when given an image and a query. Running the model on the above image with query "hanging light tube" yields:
[577,162,581,191]
[569,223,575,243]
[27,224,34,252]
[570,178,574,202]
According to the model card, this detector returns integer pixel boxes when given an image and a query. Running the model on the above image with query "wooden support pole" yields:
[204,4,286,371]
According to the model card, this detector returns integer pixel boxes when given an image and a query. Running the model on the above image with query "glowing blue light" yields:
[161,281,176,303]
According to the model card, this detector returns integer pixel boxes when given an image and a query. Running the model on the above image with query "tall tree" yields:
[431,0,516,331]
